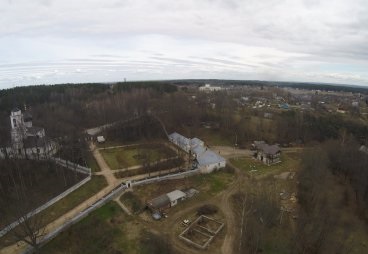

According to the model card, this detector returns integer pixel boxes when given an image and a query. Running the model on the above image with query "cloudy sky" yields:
[1,0,367,88]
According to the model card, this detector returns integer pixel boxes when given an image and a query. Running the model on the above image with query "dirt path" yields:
[218,163,246,254]
[114,197,132,216]
[212,146,252,159]
[91,143,118,185]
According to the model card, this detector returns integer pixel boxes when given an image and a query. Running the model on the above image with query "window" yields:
[37,148,40,154]
[13,118,17,127]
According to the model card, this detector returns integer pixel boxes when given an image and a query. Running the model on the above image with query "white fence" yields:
[22,184,128,254]
[0,175,91,238]
[51,157,91,175]
[0,159,91,238]
[130,169,201,187]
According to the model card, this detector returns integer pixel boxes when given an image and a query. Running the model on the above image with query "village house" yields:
[168,132,226,173]
[168,132,191,152]
[252,141,281,165]
[0,108,58,159]
[199,84,223,92]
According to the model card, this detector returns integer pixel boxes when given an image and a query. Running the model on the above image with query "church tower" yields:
[10,108,26,153]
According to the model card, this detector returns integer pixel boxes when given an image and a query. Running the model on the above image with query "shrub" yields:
[197,204,218,215]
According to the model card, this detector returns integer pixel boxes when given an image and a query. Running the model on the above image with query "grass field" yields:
[196,128,233,146]
[86,151,100,172]
[39,176,108,225]
[39,202,138,254]
[230,151,301,178]
[120,192,144,214]
[0,176,108,249]
[40,202,173,254]
[100,144,176,170]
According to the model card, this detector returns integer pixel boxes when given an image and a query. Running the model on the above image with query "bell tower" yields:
[10,108,25,152]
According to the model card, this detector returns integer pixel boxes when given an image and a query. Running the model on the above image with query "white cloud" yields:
[0,0,367,87]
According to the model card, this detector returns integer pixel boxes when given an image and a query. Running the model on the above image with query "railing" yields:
[51,157,91,175]
[131,168,201,187]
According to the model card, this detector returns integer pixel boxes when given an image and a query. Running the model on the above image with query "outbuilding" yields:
[147,194,171,212]
[166,190,187,206]
[97,136,105,143]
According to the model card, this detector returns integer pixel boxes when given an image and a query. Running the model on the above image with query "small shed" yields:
[97,136,105,143]
[166,190,187,206]
[147,194,171,212]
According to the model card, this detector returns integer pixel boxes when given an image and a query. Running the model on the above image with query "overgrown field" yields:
[100,143,176,170]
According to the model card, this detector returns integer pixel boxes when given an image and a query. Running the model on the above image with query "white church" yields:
[0,108,58,159]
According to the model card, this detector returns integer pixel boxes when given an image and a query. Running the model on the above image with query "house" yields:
[191,137,205,148]
[168,132,226,173]
[195,149,226,173]
[253,141,281,165]
[199,84,222,92]
[279,103,289,110]
[147,190,187,213]
[0,108,58,159]
[168,132,191,152]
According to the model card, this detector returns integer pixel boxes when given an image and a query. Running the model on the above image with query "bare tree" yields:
[0,159,47,253]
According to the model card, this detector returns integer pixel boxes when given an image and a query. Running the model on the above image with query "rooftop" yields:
[196,149,225,166]
[147,194,171,209]
[166,190,186,202]
[256,143,280,155]
[169,132,190,146]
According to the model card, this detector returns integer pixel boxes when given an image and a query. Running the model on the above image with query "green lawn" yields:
[230,151,301,178]
[120,192,144,214]
[183,168,235,195]
[39,202,138,254]
[100,144,176,170]
[39,176,108,225]
[197,128,233,146]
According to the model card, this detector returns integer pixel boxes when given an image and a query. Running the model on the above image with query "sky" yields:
[0,0,368,89]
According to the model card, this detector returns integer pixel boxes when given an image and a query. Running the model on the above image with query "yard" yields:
[132,167,235,214]
[120,192,144,214]
[100,143,176,170]
[230,150,301,178]
[196,128,233,146]
[40,202,174,254]
[39,202,138,254]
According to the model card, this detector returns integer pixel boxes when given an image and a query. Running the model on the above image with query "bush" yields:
[197,204,218,215]
[223,165,235,174]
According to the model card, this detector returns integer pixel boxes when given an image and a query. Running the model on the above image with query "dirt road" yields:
[212,146,252,159]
